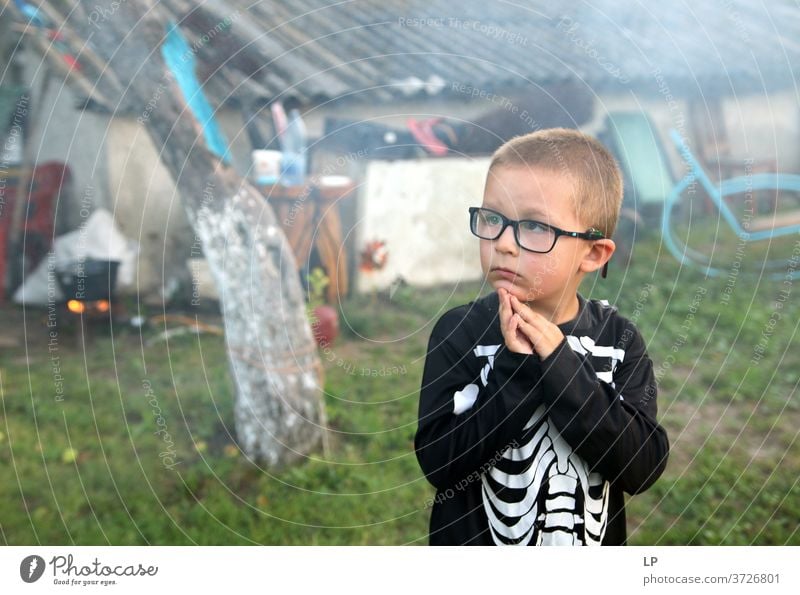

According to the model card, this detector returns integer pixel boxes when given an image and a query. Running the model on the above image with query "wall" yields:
[355,156,489,292]
[583,90,800,177]
[106,118,193,300]
[29,66,798,300]
[108,107,282,301]
[722,92,799,170]
[351,90,800,294]
[24,62,111,235]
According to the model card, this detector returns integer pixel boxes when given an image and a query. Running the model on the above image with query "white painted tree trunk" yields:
[188,168,328,466]
[30,0,328,465]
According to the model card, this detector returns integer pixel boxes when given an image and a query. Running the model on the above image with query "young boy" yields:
[414,128,669,546]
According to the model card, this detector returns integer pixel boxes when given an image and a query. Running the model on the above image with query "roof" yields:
[9,0,800,112]
[0,86,28,134]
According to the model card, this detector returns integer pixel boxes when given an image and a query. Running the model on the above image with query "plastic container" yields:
[251,150,282,185]
[280,108,308,186]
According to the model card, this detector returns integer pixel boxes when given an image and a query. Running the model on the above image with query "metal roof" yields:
[10,0,800,111]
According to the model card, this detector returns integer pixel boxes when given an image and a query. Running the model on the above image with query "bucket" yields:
[251,150,283,185]
[55,258,121,302]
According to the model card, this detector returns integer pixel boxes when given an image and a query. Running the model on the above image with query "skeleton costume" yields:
[415,292,669,545]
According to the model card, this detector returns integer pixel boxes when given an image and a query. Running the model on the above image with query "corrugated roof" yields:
[12,0,800,111]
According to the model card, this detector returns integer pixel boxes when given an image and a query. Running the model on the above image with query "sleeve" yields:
[537,320,669,495]
[414,311,545,491]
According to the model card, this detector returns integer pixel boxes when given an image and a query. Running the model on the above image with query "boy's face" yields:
[478,165,599,313]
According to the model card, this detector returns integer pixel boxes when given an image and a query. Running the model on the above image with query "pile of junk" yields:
[7,186,139,322]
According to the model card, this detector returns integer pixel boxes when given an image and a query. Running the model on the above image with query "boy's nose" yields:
[494,225,518,254]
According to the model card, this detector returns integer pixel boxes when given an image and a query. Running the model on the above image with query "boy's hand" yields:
[498,288,533,354]
[499,289,565,359]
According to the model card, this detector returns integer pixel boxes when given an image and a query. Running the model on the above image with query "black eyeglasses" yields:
[469,206,609,277]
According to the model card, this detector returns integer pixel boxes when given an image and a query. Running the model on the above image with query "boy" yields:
[414,128,669,545]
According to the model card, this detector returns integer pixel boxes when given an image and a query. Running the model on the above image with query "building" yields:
[4,0,799,300]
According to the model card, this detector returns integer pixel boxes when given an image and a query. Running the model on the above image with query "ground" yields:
[1,232,799,545]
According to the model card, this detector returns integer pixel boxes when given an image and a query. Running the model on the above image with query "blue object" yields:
[280,108,307,186]
[604,112,673,206]
[161,21,230,164]
[14,0,47,27]
[255,174,279,185]
[662,129,800,280]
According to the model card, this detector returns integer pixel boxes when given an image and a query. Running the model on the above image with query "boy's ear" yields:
[580,238,616,275]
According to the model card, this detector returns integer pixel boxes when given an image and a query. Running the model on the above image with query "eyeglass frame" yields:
[468,206,610,278]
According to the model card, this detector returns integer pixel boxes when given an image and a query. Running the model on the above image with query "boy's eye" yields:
[519,220,547,233]
[482,213,502,226]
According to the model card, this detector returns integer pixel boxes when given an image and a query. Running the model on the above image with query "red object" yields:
[0,162,69,302]
[407,117,450,156]
[61,54,81,71]
[270,101,288,140]
[312,304,339,347]
[359,239,388,272]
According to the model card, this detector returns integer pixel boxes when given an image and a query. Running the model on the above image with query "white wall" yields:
[106,119,193,299]
[107,109,262,300]
[721,92,799,170]
[356,156,489,292]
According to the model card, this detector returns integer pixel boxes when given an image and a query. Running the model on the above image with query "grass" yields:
[1,231,799,545]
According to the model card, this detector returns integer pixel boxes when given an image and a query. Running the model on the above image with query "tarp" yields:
[13,209,139,305]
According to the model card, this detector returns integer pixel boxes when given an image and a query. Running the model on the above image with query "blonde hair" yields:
[489,128,623,238]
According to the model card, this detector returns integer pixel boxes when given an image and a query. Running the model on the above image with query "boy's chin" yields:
[490,279,536,302]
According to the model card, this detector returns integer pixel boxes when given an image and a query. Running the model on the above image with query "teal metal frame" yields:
[662,129,800,279]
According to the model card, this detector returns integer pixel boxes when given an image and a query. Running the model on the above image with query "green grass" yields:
[1,232,799,545]
[599,230,800,545]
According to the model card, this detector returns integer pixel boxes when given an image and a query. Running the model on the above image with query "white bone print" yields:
[481,404,610,545]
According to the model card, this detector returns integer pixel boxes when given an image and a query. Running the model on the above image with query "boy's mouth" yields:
[491,266,521,281]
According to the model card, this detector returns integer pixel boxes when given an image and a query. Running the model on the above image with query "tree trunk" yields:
[33,0,327,465]
[190,167,328,466]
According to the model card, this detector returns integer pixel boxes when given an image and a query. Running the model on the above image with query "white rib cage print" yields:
[452,338,624,545]
[481,403,610,545]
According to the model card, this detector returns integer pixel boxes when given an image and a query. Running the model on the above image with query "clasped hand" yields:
[498,288,564,359]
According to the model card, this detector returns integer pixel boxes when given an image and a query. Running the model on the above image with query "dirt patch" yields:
[661,399,800,475]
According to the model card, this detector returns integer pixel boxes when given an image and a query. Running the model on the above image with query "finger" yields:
[504,315,517,346]
[514,313,535,340]
[508,314,524,342]
[499,293,510,326]
[500,304,515,342]
[510,294,530,312]
[510,295,535,324]
[514,312,530,332]
[511,296,548,328]
[508,316,533,353]
[503,292,515,324]
[515,322,535,351]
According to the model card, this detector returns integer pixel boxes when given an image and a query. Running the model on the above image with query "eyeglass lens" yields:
[471,208,555,252]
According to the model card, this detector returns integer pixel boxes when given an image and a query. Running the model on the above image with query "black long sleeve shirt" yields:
[415,291,669,545]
